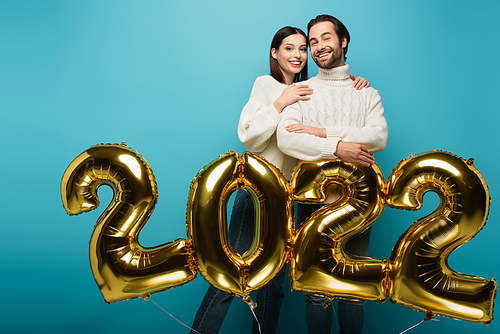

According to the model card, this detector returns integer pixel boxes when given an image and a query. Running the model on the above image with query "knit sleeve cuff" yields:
[325,127,340,139]
[322,137,340,159]
[267,105,282,123]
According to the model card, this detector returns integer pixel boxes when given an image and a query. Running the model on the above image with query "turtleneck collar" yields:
[316,64,350,82]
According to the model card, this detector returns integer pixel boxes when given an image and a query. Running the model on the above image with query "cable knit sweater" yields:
[277,64,388,162]
[238,75,298,180]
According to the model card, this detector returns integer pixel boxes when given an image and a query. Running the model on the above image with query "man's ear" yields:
[341,36,347,49]
[271,48,278,60]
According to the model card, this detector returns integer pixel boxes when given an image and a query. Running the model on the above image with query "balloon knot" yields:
[323,299,332,309]
[424,311,434,321]
[242,295,257,309]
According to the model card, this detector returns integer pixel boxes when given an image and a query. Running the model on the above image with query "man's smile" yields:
[316,49,332,59]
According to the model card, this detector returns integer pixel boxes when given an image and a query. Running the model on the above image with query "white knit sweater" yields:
[277,64,388,162]
[238,75,298,180]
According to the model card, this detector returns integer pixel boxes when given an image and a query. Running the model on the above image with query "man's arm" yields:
[278,89,388,165]
[277,102,340,161]
[335,141,375,166]
[326,89,388,153]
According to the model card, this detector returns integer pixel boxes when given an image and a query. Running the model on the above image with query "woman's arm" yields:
[273,83,313,113]
[238,77,314,152]
[350,74,370,90]
[238,97,281,153]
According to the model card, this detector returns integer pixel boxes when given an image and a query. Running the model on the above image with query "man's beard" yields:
[313,44,343,69]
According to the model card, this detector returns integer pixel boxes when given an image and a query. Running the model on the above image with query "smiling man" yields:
[277,14,388,334]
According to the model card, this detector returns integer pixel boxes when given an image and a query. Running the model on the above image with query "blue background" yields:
[1,1,499,333]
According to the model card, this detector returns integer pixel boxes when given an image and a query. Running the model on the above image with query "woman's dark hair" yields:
[269,26,308,84]
[307,14,350,61]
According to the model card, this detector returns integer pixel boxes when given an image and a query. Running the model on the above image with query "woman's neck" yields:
[283,72,295,85]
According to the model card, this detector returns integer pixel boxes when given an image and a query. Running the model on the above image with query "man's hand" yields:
[286,124,326,138]
[335,141,375,166]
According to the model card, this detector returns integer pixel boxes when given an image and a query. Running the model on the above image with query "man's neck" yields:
[316,64,350,81]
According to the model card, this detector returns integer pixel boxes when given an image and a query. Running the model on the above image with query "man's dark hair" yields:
[307,14,350,61]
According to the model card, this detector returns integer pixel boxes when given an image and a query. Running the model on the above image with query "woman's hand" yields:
[285,124,326,138]
[350,74,370,90]
[273,83,313,113]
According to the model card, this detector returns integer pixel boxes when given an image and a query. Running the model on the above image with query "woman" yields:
[190,26,369,334]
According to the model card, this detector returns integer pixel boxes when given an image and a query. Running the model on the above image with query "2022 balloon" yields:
[61,144,497,324]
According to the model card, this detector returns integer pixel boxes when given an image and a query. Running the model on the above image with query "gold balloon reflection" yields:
[187,151,293,308]
[386,151,497,324]
[290,159,388,302]
[61,145,496,324]
[61,143,197,303]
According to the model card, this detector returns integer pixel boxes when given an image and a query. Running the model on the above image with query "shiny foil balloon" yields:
[186,151,293,307]
[386,151,497,324]
[61,143,197,303]
[290,160,388,302]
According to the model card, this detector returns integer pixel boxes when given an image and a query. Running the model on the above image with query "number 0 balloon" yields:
[186,151,293,307]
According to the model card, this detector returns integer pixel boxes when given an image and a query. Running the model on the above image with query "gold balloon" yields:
[61,144,497,323]
[386,151,497,324]
[290,160,388,302]
[186,151,293,307]
[61,143,197,304]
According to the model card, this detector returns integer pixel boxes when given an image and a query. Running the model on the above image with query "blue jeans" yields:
[297,203,371,334]
[190,190,286,334]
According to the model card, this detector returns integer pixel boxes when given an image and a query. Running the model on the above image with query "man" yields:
[277,14,388,334]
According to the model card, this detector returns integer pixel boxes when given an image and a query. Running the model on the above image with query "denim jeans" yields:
[297,203,371,334]
[190,190,286,334]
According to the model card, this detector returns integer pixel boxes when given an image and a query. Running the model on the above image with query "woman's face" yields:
[271,34,308,80]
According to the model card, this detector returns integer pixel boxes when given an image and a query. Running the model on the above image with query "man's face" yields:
[309,21,346,69]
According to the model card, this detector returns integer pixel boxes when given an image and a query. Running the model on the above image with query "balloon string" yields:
[149,299,202,334]
[332,304,339,334]
[399,317,439,334]
[248,302,262,334]
[323,299,339,334]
